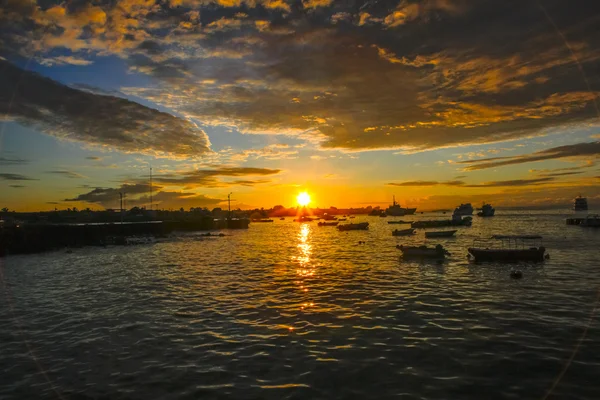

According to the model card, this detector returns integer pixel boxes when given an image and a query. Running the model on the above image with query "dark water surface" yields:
[2,210,600,399]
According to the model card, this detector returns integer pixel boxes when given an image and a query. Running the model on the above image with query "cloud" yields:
[46,170,87,179]
[304,0,333,10]
[153,166,281,187]
[2,0,600,155]
[85,156,102,161]
[0,173,37,181]
[65,182,223,209]
[0,157,29,166]
[387,177,559,187]
[65,183,157,204]
[230,145,298,161]
[460,142,600,170]
[39,55,94,66]
[0,60,211,158]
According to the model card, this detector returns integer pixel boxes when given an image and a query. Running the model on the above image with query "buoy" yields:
[510,270,523,279]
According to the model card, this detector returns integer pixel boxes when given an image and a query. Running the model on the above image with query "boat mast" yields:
[393,195,396,206]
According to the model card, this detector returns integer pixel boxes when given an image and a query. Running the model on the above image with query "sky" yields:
[0,0,599,211]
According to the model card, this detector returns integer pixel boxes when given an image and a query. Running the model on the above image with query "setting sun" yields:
[297,192,311,207]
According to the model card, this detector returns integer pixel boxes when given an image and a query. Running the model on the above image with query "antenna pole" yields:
[119,192,124,224]
[228,192,232,220]
[150,166,153,211]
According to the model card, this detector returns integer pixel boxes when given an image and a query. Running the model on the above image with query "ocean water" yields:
[1,210,600,400]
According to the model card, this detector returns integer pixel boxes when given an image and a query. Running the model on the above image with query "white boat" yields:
[574,195,588,211]
[425,230,457,238]
[453,203,474,216]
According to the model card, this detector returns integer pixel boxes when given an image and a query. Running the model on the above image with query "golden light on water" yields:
[297,192,311,207]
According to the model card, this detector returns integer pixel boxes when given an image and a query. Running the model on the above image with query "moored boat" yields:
[392,228,415,236]
[388,220,410,224]
[396,244,449,259]
[318,221,339,227]
[425,230,457,238]
[252,219,274,223]
[412,215,472,228]
[580,214,600,227]
[468,235,546,262]
[338,218,348,221]
[293,216,316,222]
[453,203,474,216]
[337,222,369,231]
[574,195,588,211]
[386,195,417,216]
[477,203,495,217]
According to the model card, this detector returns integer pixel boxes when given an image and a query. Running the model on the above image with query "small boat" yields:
[425,230,457,238]
[574,195,588,211]
[453,203,474,216]
[412,215,472,228]
[280,217,285,220]
[388,220,410,224]
[293,216,316,222]
[379,213,387,217]
[468,235,546,262]
[321,214,337,221]
[580,214,600,227]
[337,222,369,231]
[477,203,495,217]
[396,244,449,259]
[392,228,415,236]
[318,221,339,227]
[338,218,347,221]
[349,216,355,219]
[252,219,274,223]
[368,209,383,216]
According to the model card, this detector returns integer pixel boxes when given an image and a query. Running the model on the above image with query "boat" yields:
[468,235,546,262]
[318,221,339,227]
[251,219,274,223]
[453,203,474,216]
[392,228,415,236]
[349,216,355,219]
[293,216,316,222]
[369,209,383,216]
[337,222,369,231]
[321,214,337,221]
[379,213,387,218]
[396,244,449,259]
[411,215,472,228]
[477,203,495,217]
[386,195,417,216]
[338,218,347,221]
[388,220,410,224]
[425,230,457,238]
[280,217,285,220]
[574,195,588,211]
[580,214,600,227]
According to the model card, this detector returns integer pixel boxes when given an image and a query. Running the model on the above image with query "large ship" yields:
[453,203,474,216]
[573,195,588,211]
[386,196,417,216]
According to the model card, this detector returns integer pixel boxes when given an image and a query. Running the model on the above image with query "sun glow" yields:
[297,192,311,207]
